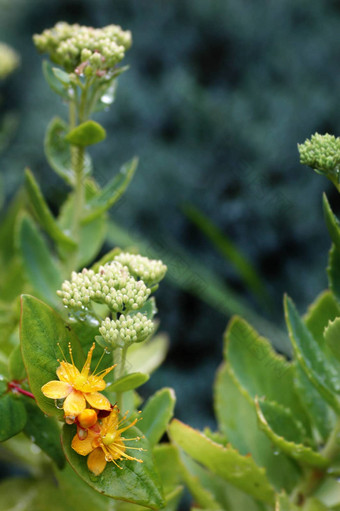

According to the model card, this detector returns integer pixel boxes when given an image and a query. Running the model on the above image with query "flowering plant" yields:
[0,22,174,510]
[2,19,340,511]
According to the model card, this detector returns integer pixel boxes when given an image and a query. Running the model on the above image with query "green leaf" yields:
[139,387,176,447]
[323,193,340,251]
[0,394,27,441]
[179,454,221,510]
[43,60,69,98]
[62,423,164,510]
[214,364,300,492]
[180,450,261,511]
[17,214,63,307]
[109,372,149,393]
[45,117,92,186]
[0,380,7,396]
[9,344,26,381]
[255,398,328,468]
[294,363,335,442]
[25,168,76,249]
[52,67,71,84]
[168,418,275,504]
[65,120,106,146]
[82,157,138,224]
[0,477,69,511]
[0,189,25,267]
[153,444,181,493]
[23,399,64,468]
[304,290,340,346]
[183,203,271,311]
[127,334,169,375]
[328,244,340,303]
[58,189,106,269]
[324,317,340,361]
[284,295,340,412]
[225,316,310,430]
[55,463,110,511]
[304,499,328,511]
[20,294,84,419]
[152,445,184,511]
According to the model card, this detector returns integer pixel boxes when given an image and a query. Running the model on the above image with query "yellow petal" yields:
[41,380,71,399]
[87,447,107,475]
[57,361,80,384]
[82,375,106,393]
[71,432,95,456]
[85,392,111,411]
[63,390,86,417]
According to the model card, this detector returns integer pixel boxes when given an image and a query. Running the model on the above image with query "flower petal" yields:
[64,390,86,417]
[71,433,95,456]
[57,361,80,384]
[41,380,71,399]
[87,447,107,475]
[85,392,111,411]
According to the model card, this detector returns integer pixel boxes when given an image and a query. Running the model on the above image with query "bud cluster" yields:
[298,133,340,175]
[57,260,151,312]
[99,313,154,348]
[114,253,167,287]
[33,22,131,75]
[0,43,20,80]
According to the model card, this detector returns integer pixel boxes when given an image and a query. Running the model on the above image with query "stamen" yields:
[111,459,123,469]
[68,342,75,366]
[57,342,67,362]
[118,419,138,434]
[111,445,143,462]
[92,349,107,375]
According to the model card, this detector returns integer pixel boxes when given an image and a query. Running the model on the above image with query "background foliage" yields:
[1,0,340,430]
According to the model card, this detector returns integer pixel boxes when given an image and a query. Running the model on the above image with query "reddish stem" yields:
[8,381,35,400]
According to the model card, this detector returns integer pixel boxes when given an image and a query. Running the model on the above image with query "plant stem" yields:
[65,90,86,273]
[321,417,340,460]
[8,381,35,399]
[115,345,128,410]
[290,417,340,506]
[71,145,85,240]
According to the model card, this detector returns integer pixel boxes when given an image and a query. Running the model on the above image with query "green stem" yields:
[115,345,128,410]
[321,417,340,460]
[71,145,85,238]
[290,418,340,506]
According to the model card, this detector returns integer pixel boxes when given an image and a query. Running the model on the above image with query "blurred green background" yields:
[1,0,339,429]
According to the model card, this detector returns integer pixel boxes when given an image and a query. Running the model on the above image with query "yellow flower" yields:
[41,342,115,423]
[71,406,144,475]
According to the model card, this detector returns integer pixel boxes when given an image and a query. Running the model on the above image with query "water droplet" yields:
[55,399,64,410]
[31,444,41,454]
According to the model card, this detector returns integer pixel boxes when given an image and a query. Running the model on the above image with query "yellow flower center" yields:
[102,433,118,446]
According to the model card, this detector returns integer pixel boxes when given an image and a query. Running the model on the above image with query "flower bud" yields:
[78,409,98,429]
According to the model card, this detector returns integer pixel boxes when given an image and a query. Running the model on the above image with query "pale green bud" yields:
[57,262,151,313]
[298,133,340,175]
[114,253,167,287]
[33,22,131,74]
[99,313,154,348]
